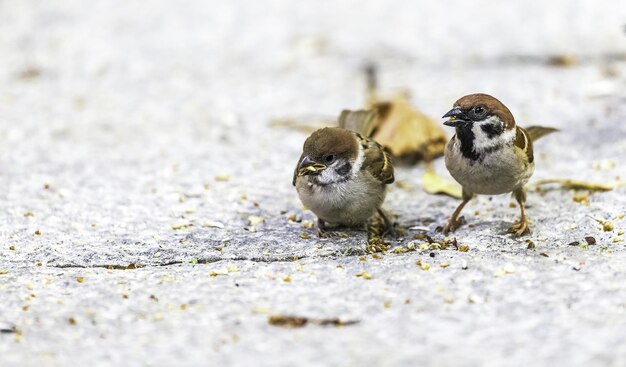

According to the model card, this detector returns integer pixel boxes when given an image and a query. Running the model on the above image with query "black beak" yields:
[298,155,315,170]
[442,107,470,127]
[297,155,327,176]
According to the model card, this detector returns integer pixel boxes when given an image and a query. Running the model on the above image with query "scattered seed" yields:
[248,216,264,226]
[356,272,372,280]
[203,220,225,229]
[171,223,193,230]
[584,236,596,245]
[76,277,84,283]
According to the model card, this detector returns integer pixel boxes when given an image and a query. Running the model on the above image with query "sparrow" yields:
[293,112,395,237]
[440,93,557,236]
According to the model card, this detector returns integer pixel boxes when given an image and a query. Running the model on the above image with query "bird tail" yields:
[338,109,379,138]
[364,62,378,108]
[525,126,559,142]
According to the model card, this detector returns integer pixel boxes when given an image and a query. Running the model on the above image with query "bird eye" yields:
[473,106,484,114]
[323,154,335,163]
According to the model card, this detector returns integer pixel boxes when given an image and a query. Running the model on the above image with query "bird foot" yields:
[316,228,337,238]
[508,219,530,236]
[441,216,466,234]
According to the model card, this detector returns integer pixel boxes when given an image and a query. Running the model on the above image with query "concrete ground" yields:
[1,1,626,366]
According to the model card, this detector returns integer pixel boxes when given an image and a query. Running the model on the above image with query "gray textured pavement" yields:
[1,1,626,366]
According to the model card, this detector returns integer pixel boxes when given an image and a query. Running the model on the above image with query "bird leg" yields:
[442,189,473,234]
[508,188,530,236]
[377,208,396,237]
[316,218,336,238]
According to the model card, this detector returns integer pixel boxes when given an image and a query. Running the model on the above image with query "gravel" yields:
[1,1,625,366]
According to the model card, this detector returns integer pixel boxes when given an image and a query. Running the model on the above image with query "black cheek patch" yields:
[481,123,504,139]
[336,162,352,176]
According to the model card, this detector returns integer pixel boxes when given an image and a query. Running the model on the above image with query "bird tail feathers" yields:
[525,126,559,142]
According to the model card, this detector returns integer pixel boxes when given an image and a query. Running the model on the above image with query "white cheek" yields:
[471,116,515,151]
[317,166,343,184]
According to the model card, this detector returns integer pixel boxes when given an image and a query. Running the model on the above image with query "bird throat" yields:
[456,127,481,161]
[455,122,509,162]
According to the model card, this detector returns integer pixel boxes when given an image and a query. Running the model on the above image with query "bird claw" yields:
[316,228,337,238]
[508,219,530,236]
[441,216,466,234]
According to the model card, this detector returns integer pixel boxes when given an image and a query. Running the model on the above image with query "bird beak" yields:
[442,107,469,127]
[297,156,326,176]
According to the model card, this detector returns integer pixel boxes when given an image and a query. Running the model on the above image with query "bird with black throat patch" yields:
[440,93,557,236]
[293,110,395,238]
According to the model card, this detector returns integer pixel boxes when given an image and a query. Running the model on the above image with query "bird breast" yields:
[295,171,386,226]
[445,138,534,195]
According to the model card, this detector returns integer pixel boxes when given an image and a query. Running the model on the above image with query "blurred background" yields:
[1,0,625,245]
[1,0,625,252]
[1,2,626,366]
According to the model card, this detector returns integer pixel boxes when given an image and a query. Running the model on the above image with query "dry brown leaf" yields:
[268,315,358,328]
[533,179,619,192]
[268,116,333,134]
[421,170,462,199]
[367,93,447,163]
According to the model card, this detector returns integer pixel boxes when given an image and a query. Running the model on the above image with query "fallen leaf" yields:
[421,170,462,199]
[533,179,619,192]
[547,55,577,67]
[268,315,359,328]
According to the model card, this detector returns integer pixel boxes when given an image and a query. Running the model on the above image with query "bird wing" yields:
[515,126,534,164]
[292,152,304,186]
[516,125,558,164]
[359,135,395,184]
[337,109,379,138]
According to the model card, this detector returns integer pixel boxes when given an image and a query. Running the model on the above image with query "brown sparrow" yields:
[440,93,557,236]
[293,115,395,237]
